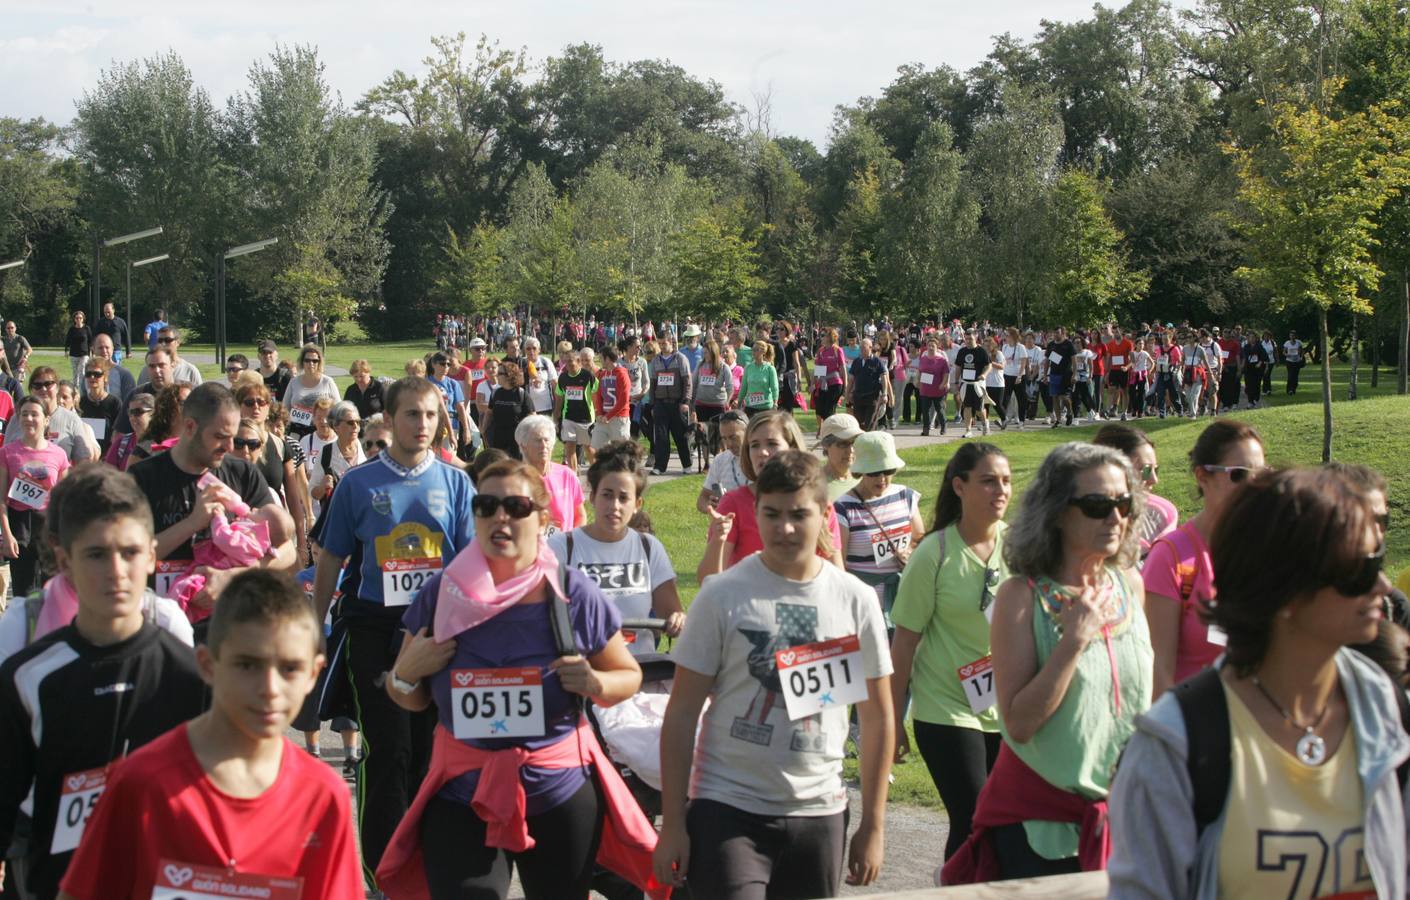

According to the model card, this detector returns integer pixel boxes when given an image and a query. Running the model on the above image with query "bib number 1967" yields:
[775,635,868,720]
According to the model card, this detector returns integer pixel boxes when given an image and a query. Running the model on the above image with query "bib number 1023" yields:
[450,668,545,739]
[775,635,868,720]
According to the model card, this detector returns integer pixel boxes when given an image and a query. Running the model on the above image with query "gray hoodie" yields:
[1108,649,1410,900]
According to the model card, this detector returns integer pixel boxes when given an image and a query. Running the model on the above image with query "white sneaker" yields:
[981,421,990,436]
[962,429,975,438]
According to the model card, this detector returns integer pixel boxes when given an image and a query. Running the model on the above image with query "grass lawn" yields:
[35,340,1409,809]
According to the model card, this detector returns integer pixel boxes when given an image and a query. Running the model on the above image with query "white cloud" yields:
[0,0,1196,145]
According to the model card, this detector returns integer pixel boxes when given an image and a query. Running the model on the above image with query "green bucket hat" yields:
[851,431,905,475]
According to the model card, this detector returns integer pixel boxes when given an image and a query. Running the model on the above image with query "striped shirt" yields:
[834,485,920,596]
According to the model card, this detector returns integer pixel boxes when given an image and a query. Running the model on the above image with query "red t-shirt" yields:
[717,484,843,567]
[1104,339,1134,371]
[1216,337,1241,366]
[59,725,363,900]
[0,391,14,446]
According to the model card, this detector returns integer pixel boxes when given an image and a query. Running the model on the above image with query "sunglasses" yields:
[157,336,176,344]
[233,438,262,450]
[338,419,362,428]
[129,406,153,416]
[1069,493,1134,520]
[363,439,388,452]
[242,397,269,408]
[864,468,898,478]
[1334,545,1387,597]
[84,371,104,380]
[30,381,55,390]
[1201,464,1263,484]
[1140,463,1159,482]
[226,366,245,374]
[302,358,321,365]
[471,494,538,519]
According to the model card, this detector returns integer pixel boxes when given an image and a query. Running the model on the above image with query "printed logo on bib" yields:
[775,635,868,720]
[7,476,49,511]
[290,405,314,428]
[51,767,106,854]
[958,655,996,714]
[375,523,445,607]
[450,668,545,739]
[870,528,911,567]
[154,559,185,598]
[746,392,765,407]
[151,860,303,899]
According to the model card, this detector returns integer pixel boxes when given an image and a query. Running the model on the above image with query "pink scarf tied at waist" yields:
[434,538,563,640]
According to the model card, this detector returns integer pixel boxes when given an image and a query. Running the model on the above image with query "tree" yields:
[1033,170,1147,327]
[225,45,390,341]
[879,123,980,321]
[1228,81,1410,460]
[432,222,505,317]
[0,118,82,334]
[670,214,763,324]
[832,165,886,321]
[501,164,581,318]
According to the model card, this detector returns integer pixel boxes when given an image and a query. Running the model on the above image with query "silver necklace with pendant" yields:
[1251,675,1330,765]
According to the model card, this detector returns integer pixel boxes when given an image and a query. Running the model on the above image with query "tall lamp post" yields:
[217,238,278,368]
[128,253,169,358]
[96,226,163,318]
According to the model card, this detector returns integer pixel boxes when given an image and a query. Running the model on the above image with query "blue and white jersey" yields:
[320,451,476,619]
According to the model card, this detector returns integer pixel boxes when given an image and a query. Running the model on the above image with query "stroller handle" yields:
[620,617,669,634]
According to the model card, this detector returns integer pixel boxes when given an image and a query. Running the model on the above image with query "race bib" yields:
[470,368,485,384]
[962,369,976,382]
[698,375,716,387]
[920,373,934,385]
[870,529,912,567]
[656,373,675,387]
[150,861,303,900]
[1048,351,1062,364]
[51,767,105,854]
[7,477,48,511]
[564,387,584,401]
[775,635,868,721]
[81,417,107,439]
[1218,348,1229,360]
[290,405,314,428]
[813,364,828,378]
[1111,355,1125,366]
[450,668,546,739]
[958,656,996,714]
[746,391,765,407]
[154,559,184,598]
[1157,358,1169,372]
[381,557,442,608]
[1207,624,1228,647]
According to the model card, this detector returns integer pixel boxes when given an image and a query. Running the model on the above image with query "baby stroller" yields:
[590,618,677,899]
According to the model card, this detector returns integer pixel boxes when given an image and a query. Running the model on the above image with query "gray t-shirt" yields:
[673,554,892,816]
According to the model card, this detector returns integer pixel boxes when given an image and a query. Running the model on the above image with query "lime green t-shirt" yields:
[827,475,861,503]
[889,523,1009,732]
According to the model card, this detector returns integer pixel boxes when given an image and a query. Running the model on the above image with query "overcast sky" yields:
[2,0,1194,148]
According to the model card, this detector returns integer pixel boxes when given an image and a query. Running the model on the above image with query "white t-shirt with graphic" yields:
[547,528,675,655]
[674,554,892,816]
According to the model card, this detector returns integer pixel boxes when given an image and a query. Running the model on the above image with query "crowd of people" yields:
[0,309,1400,900]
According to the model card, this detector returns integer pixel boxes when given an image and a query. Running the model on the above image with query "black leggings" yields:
[991,823,1081,881]
[913,721,1001,861]
[685,798,846,900]
[420,778,604,899]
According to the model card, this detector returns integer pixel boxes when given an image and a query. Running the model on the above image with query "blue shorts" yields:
[1048,374,1071,397]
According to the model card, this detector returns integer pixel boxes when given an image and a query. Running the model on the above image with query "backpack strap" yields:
[550,562,578,658]
[1171,667,1230,836]
[321,441,335,474]
[929,527,949,604]
[639,531,652,564]
[564,532,574,566]
[1394,679,1410,793]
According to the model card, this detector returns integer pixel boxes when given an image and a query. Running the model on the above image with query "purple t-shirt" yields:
[402,567,621,813]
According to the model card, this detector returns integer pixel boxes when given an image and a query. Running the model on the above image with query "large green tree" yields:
[1033,170,1147,326]
[0,118,82,334]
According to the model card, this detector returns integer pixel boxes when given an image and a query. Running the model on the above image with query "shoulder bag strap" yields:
[1171,667,1231,836]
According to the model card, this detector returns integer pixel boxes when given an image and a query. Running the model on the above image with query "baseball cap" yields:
[816,414,864,447]
[257,339,277,353]
[468,337,487,349]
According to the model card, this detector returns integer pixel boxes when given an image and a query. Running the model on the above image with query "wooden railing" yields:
[865,871,1109,899]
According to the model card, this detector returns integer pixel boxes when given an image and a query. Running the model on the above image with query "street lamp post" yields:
[128,253,169,359]
[97,226,163,318]
[0,259,25,272]
[217,238,278,367]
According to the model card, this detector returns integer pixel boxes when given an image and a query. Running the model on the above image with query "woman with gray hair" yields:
[942,442,1152,885]
[307,400,365,516]
[515,413,586,535]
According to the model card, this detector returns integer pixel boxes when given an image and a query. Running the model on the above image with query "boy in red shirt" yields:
[593,343,633,453]
[58,570,363,900]
[1103,327,1135,420]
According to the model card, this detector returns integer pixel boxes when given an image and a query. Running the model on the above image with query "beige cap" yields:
[817,413,864,446]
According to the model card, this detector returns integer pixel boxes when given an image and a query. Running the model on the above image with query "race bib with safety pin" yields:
[154,559,184,598]
[746,392,765,407]
[150,860,303,900]
[290,405,314,428]
[870,529,911,567]
[920,372,934,385]
[450,668,545,739]
[381,557,442,608]
[7,477,48,511]
[958,655,997,715]
[775,635,868,720]
[51,767,105,854]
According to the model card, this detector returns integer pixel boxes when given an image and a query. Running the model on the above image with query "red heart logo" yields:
[66,774,86,791]
[454,672,473,687]
[778,651,796,667]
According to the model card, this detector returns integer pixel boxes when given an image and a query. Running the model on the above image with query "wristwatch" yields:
[388,670,420,694]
